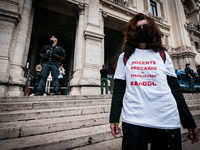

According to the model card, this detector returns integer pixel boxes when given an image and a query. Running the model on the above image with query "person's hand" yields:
[187,128,199,144]
[110,123,120,138]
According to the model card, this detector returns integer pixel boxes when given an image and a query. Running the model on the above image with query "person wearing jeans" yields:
[100,64,108,95]
[30,63,46,96]
[35,36,66,95]
[185,64,195,93]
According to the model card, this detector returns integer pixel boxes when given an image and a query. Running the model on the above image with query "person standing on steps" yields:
[185,63,196,94]
[100,64,108,95]
[35,36,66,96]
[30,62,46,96]
[109,13,199,150]
[58,63,65,94]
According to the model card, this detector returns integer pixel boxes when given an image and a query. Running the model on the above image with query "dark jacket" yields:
[39,44,66,63]
[100,68,108,78]
[185,67,192,80]
[109,76,197,129]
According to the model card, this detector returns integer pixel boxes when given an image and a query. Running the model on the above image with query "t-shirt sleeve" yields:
[114,53,126,80]
[164,52,176,77]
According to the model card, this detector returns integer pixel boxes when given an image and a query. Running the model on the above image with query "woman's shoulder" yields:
[118,52,125,59]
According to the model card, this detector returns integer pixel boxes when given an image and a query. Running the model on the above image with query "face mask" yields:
[49,39,54,44]
[136,28,150,43]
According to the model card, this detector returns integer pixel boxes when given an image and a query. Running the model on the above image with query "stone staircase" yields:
[0,94,199,150]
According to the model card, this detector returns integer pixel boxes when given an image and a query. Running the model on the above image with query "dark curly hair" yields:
[123,13,166,58]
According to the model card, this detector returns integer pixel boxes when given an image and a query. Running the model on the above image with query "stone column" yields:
[70,0,104,95]
[80,0,104,95]
[167,0,196,69]
[70,4,86,95]
[172,55,179,70]
[6,0,33,96]
[0,0,21,96]
[23,7,34,67]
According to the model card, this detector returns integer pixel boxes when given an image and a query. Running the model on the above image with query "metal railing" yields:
[22,67,35,96]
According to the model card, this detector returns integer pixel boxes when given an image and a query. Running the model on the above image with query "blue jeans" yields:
[37,63,60,92]
[33,75,45,94]
[189,79,195,93]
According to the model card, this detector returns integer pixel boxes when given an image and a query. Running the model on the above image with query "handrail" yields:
[22,67,35,96]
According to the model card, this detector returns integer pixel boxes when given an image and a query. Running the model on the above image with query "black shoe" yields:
[35,91,43,96]
[54,91,61,95]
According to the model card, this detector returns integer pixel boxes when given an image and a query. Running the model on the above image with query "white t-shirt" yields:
[114,48,181,129]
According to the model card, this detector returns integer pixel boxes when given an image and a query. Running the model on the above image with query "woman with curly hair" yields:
[109,13,198,150]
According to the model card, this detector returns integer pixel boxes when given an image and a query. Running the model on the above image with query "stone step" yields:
[0,102,200,123]
[182,93,200,99]
[186,99,200,105]
[71,120,200,150]
[191,110,200,120]
[0,94,198,103]
[0,124,116,150]
[1,120,200,150]
[0,105,110,123]
[188,104,200,111]
[0,99,111,111]
[71,138,122,150]
[1,102,200,123]
[0,98,199,112]
[0,95,112,103]
[0,113,109,140]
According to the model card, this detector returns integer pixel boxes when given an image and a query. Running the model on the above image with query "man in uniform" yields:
[36,36,66,95]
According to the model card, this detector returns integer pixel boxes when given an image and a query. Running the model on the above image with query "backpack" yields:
[123,50,166,65]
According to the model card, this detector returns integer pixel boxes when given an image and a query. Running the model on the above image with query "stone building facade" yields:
[0,0,200,96]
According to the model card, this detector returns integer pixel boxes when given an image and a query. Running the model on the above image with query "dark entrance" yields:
[104,16,126,93]
[27,0,77,94]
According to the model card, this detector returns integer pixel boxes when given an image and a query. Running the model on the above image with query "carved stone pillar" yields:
[143,0,148,11]
[171,55,179,70]
[70,0,104,95]
[70,4,86,95]
[0,0,21,96]
[6,0,33,96]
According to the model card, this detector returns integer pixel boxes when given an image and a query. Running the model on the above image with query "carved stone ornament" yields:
[102,11,107,18]
[78,3,85,15]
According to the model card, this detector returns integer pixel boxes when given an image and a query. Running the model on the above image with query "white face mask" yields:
[189,66,190,68]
